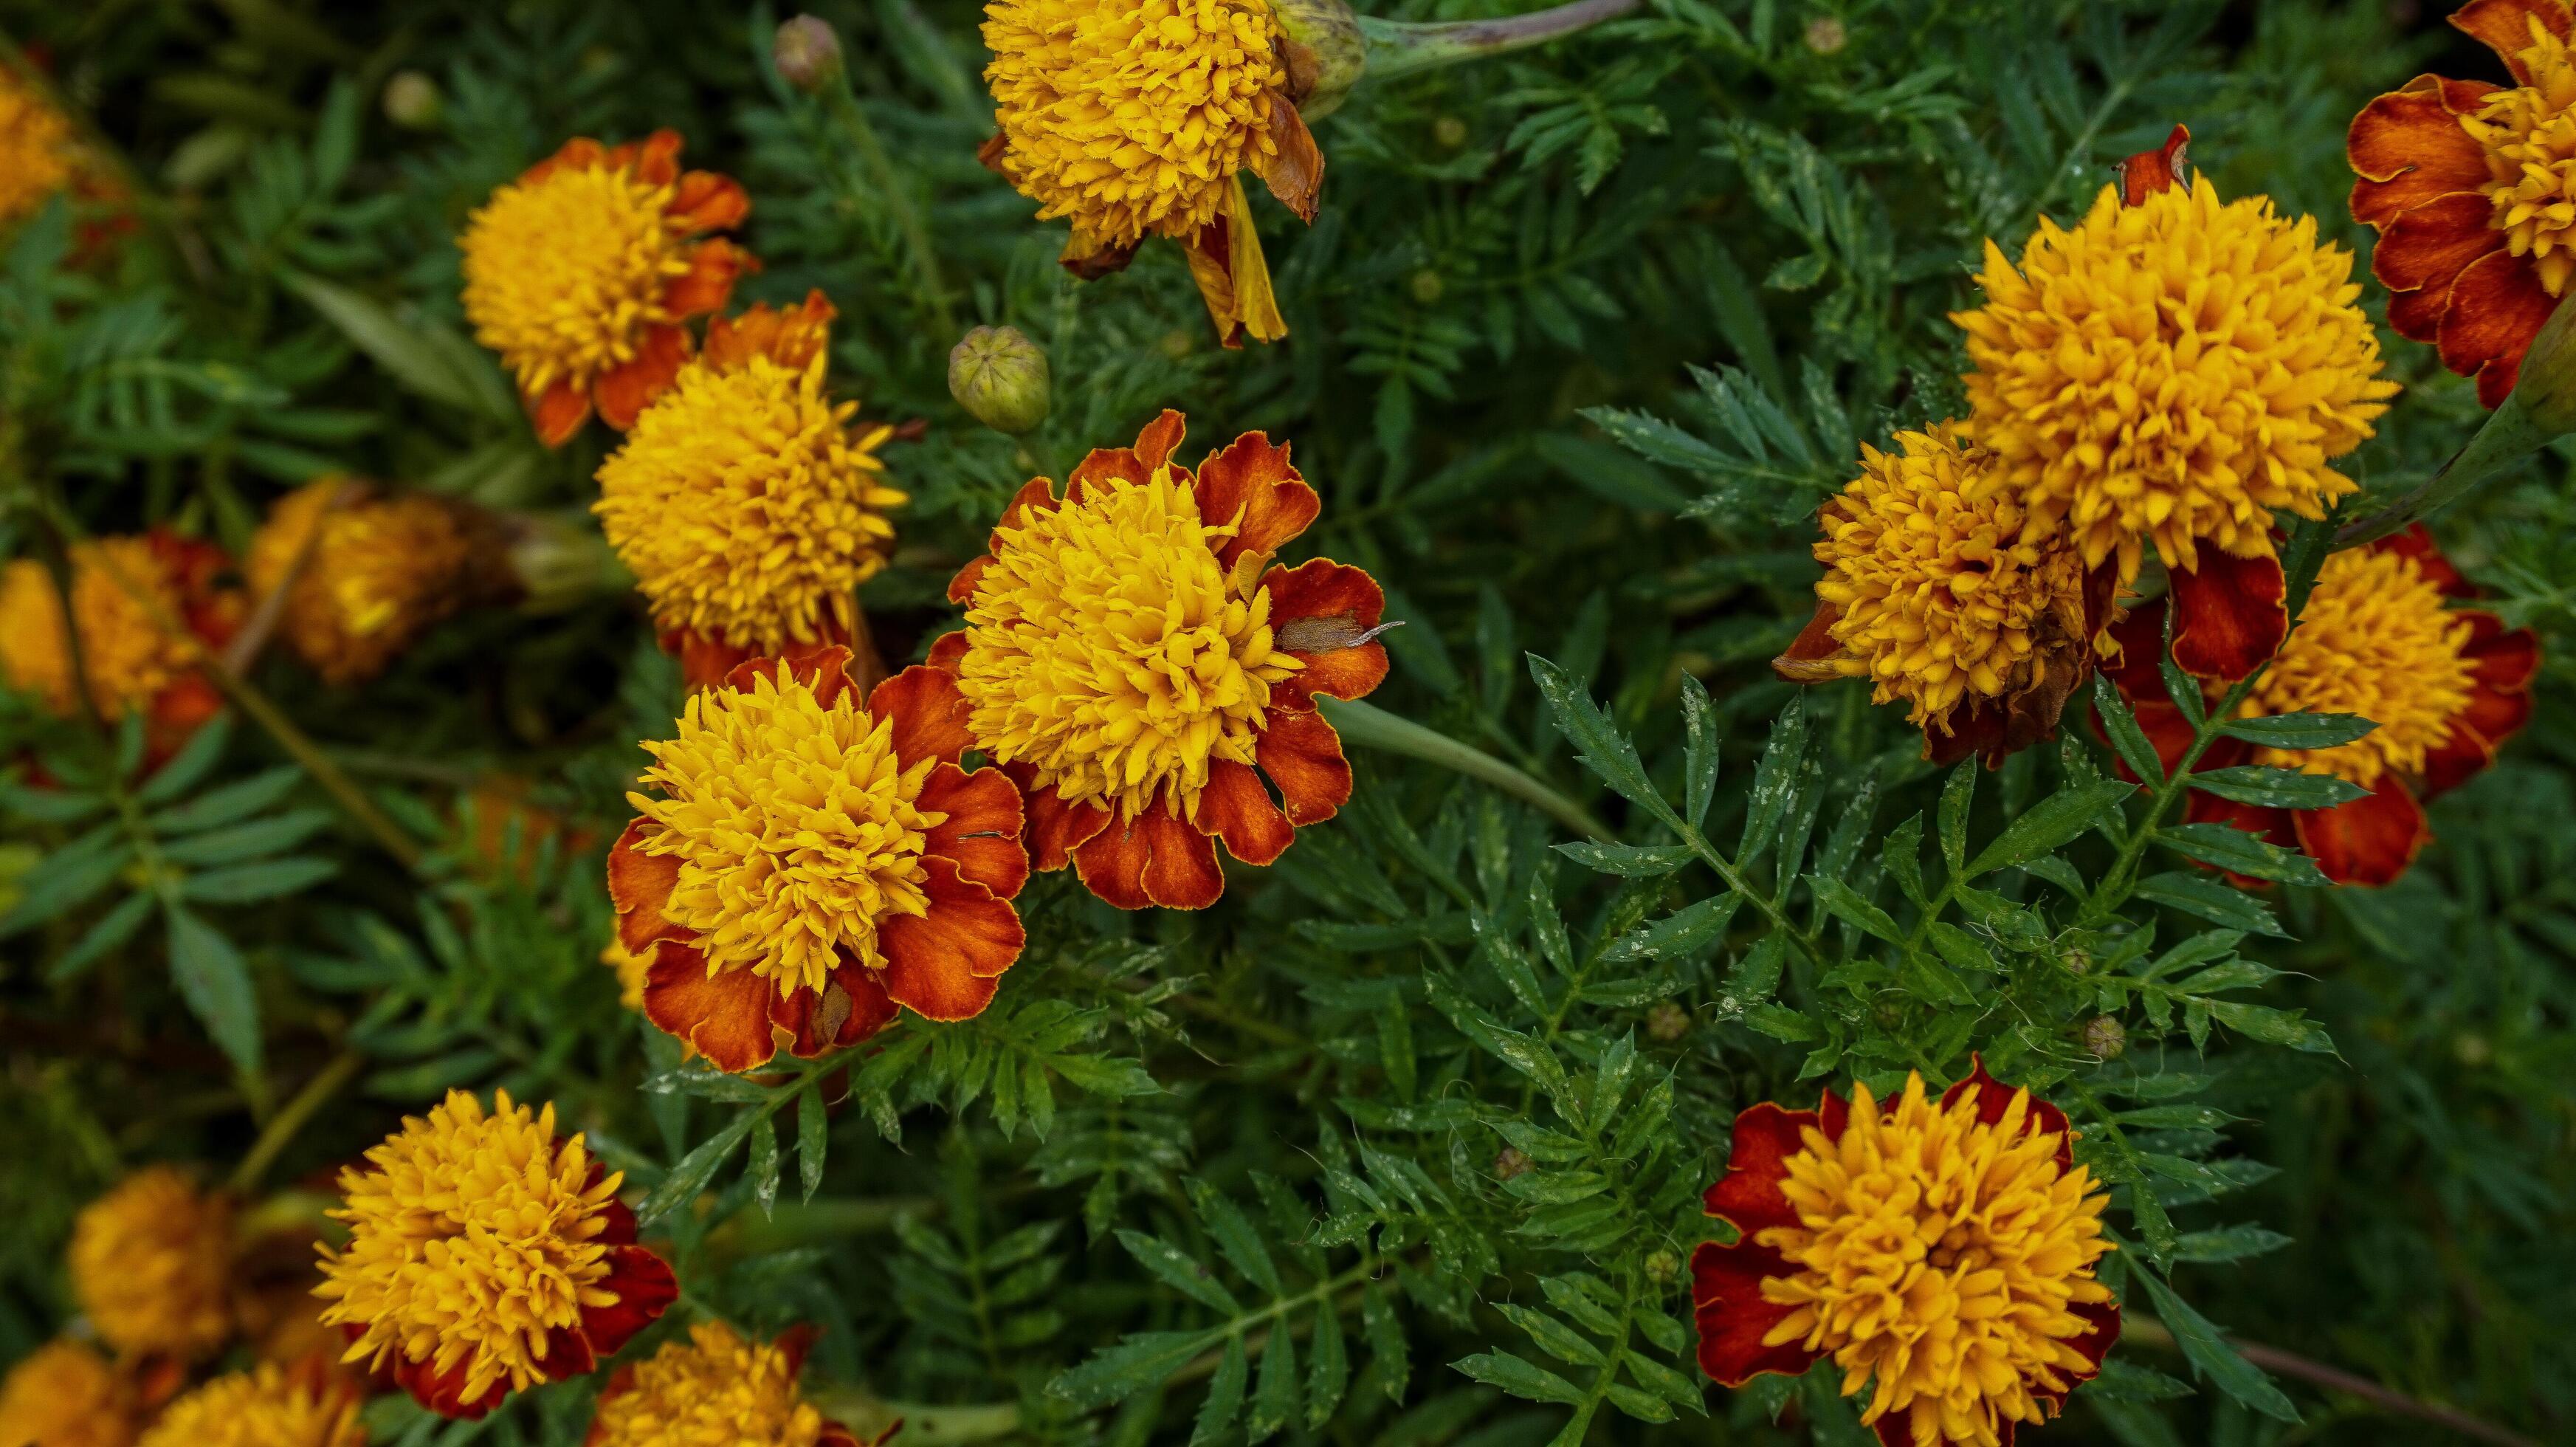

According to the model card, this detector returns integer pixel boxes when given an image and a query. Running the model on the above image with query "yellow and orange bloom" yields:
[594,293,904,690]
[0,1341,141,1447]
[0,532,240,758]
[608,646,1030,1072]
[0,64,77,230]
[979,0,1324,346]
[1955,126,2397,683]
[68,1167,235,1362]
[1694,1062,2119,1447]
[2347,0,2576,407]
[2106,527,2537,887]
[461,130,751,447]
[138,1360,366,1447]
[247,479,489,686]
[585,1321,892,1447]
[938,410,1387,909]
[1774,422,2115,766]
[314,1090,676,1419]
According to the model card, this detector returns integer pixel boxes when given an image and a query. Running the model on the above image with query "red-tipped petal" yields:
[1140,805,1225,908]
[2349,80,2499,228]
[1194,432,1320,571]
[607,821,686,954]
[878,856,1024,1017]
[2169,549,2286,682]
[2118,124,2190,205]
[643,946,780,1073]
[668,171,749,233]
[2439,249,2558,405]
[920,762,1032,897]
[947,554,993,608]
[1256,708,1352,826]
[2456,0,2575,83]
[390,1347,507,1420]
[1690,1238,1816,1387]
[1196,760,1296,866]
[1134,409,1187,470]
[869,664,974,767]
[1021,771,1113,874]
[1267,559,1391,709]
[2293,776,2431,887]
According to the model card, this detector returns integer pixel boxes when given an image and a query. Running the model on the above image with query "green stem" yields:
[228,1052,362,1195]
[1318,698,1614,842]
[2335,390,2549,548]
[1361,0,1642,81]
[821,81,957,339]
[2122,1317,2539,1447]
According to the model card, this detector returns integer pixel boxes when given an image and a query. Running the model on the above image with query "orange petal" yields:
[1196,432,1320,572]
[1067,447,1152,501]
[644,946,780,1073]
[2349,79,2497,225]
[920,762,1032,897]
[2455,0,2575,82]
[1070,812,1154,910]
[878,857,1024,1017]
[634,128,685,185]
[663,237,751,319]
[780,641,859,707]
[704,291,833,372]
[772,961,898,1057]
[2462,611,2542,692]
[593,324,692,431]
[2169,548,2286,683]
[1018,767,1112,873]
[1771,600,1847,684]
[947,554,993,607]
[520,136,605,188]
[2387,278,2454,344]
[663,626,757,691]
[1252,94,1323,223]
[1195,760,1295,866]
[1256,707,1352,825]
[2293,777,2431,887]
[2439,248,2558,402]
[1184,181,1288,347]
[390,1348,506,1420]
[1268,559,1390,709]
[528,378,591,447]
[2118,124,2190,205]
[668,171,749,233]
[868,664,974,767]
[608,820,687,953]
[2372,193,2504,297]
[926,629,971,675]
[1134,409,1188,469]
[1140,805,1225,907]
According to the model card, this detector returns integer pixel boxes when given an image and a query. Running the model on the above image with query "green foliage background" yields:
[2,1,2571,1444]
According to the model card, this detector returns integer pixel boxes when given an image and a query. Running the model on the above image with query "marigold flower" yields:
[138,1361,365,1447]
[460,130,751,447]
[1694,1062,2119,1447]
[1955,126,2397,683]
[608,646,1030,1071]
[313,1089,677,1419]
[0,1341,140,1447]
[247,479,489,686]
[0,67,76,229]
[2107,527,2538,887]
[979,0,1325,346]
[0,532,238,755]
[594,294,903,688]
[586,1321,890,1447]
[937,410,1388,909]
[68,1166,235,1361]
[1774,422,2114,766]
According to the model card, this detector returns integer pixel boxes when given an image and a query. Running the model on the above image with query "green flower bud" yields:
[2082,1015,2126,1061]
[1271,0,1367,120]
[1804,17,1848,55]
[948,325,1053,436]
[382,72,442,130]
[774,15,844,95]
[1644,1249,1681,1285]
[1645,1000,1689,1042]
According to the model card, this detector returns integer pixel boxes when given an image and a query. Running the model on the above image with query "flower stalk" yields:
[2334,388,2552,548]
[1318,697,1614,842]
[1358,0,1642,83]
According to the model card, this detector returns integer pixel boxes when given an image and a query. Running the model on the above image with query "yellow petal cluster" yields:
[69,1166,235,1360]
[2236,547,2475,786]
[630,667,940,994]
[595,347,903,655]
[461,153,689,400]
[0,539,195,719]
[1953,176,2397,580]
[247,480,478,686]
[1758,1073,2113,1447]
[981,0,1288,250]
[1808,423,2093,733]
[956,470,1300,821]
[588,1321,830,1447]
[138,1365,365,1447]
[314,1090,623,1405]
[2463,16,2576,296]
[0,1341,137,1447]
[0,69,75,229]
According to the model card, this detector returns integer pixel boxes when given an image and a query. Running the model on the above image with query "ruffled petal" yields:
[1195,759,1296,866]
[2169,548,2286,682]
[607,820,686,954]
[1017,766,1114,873]
[2370,192,2505,298]
[878,856,1024,1017]
[772,961,898,1057]
[1250,92,1323,222]
[2437,248,2558,405]
[2349,78,2500,227]
[579,1245,677,1359]
[1195,433,1320,572]
[667,171,749,233]
[1255,706,1352,825]
[1267,559,1389,709]
[528,378,591,448]
[1771,602,1847,684]
[642,945,780,1073]
[2455,0,2575,82]
[869,664,974,768]
[628,128,683,186]
[1182,179,1288,347]
[1072,803,1226,909]
[920,762,1032,897]
[661,236,751,319]
[592,324,692,431]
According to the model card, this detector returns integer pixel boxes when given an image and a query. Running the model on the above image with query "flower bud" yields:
[1645,1000,1689,1042]
[773,16,844,94]
[948,325,1053,436]
[1644,1249,1680,1285]
[2081,1015,2126,1061]
[1271,0,1367,120]
[1493,1147,1532,1182]
[1432,116,1470,150]
[1804,17,1848,55]
[382,72,442,130]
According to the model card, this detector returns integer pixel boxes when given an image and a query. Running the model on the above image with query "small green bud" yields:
[1646,1000,1689,1042]
[1408,269,1444,305]
[1432,116,1470,150]
[948,325,1053,436]
[382,72,443,130]
[1270,0,1366,120]
[2454,1032,2492,1068]
[1644,1248,1681,1285]
[2082,1015,2126,1060]
[774,15,844,94]
[1493,1147,1532,1182]
[1804,17,1848,55]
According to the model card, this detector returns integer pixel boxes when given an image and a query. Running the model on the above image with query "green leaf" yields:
[1679,673,1720,827]
[1306,1290,1349,1428]
[2155,824,2330,886]
[134,712,232,805]
[1495,1305,1605,1367]
[1451,1350,1585,1406]
[165,905,261,1073]
[635,1109,760,1227]
[1527,654,1676,826]
[1600,893,1740,963]
[1188,1182,1284,1299]
[2133,873,2287,938]
[1049,1332,1204,1409]
[2217,712,2377,749]
[1115,1231,1240,1314]
[1937,758,1976,872]
[2170,1225,2293,1263]
[1189,1334,1249,1447]
[148,766,303,834]
[179,856,336,904]
[2091,677,2165,785]
[1966,780,2132,878]
[50,890,155,980]
[2205,1000,2336,1054]
[2129,1265,2300,1422]
[2188,767,2367,811]
[746,1113,780,1219]
[1363,1284,1407,1401]
[1740,695,1808,865]
[796,1082,829,1203]
[1625,1350,1707,1413]
[158,809,334,866]
[1808,876,1899,942]
[0,828,131,937]
[1554,841,1695,876]
[279,270,513,418]
[1247,1324,1298,1443]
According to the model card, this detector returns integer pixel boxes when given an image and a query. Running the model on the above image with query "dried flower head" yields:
[247,479,485,685]
[69,1166,235,1361]
[0,534,237,752]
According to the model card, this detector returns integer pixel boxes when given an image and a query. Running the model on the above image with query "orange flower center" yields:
[460,160,688,397]
[2237,548,2475,786]
[2465,18,2576,297]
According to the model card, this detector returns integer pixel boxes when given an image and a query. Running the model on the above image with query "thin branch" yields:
[2125,1316,2540,1447]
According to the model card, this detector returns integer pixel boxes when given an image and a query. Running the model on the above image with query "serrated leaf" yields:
[1363,1284,1407,1401]
[1966,781,2132,878]
[1938,759,1976,871]
[1452,1350,1585,1405]
[179,856,336,904]
[49,890,155,980]
[1306,1293,1349,1427]
[1190,1334,1249,1447]
[746,1113,780,1219]
[0,828,131,937]
[1740,695,1808,865]
[634,1110,759,1227]
[2217,712,2377,749]
[147,766,303,834]
[158,809,333,866]
[1117,1231,1241,1315]
[165,905,261,1073]
[2133,873,2286,938]
[1048,1331,1203,1409]
[1680,673,1720,827]
[1808,876,1899,941]
[1188,1182,1284,1299]
[134,712,232,804]
[2155,824,2330,886]
[2188,767,2367,811]
[2129,1266,2300,1422]
[796,1082,827,1203]
[2091,676,2164,784]
[1600,893,1740,963]
[1528,654,1676,827]
[1554,841,1695,876]
[1247,1323,1298,1443]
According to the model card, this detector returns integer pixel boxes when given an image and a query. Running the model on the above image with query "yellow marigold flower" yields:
[979,0,1324,345]
[313,1090,675,1420]
[588,1321,880,1447]
[247,479,483,686]
[138,1363,365,1447]
[1694,1064,2119,1447]
[594,295,903,683]
[2242,549,2476,787]
[0,68,75,228]
[0,1341,139,1447]
[69,1167,235,1361]
[1774,422,2110,766]
[0,535,227,726]
[460,131,750,446]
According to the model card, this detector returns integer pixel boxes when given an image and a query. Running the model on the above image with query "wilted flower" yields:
[1775,422,2113,766]
[979,0,1324,346]
[1694,1062,2118,1447]
[460,131,751,446]
[595,293,905,689]
[314,1090,676,1418]
[587,1321,890,1447]
[1955,126,2397,682]
[247,479,489,686]
[948,324,1052,435]
[69,1167,235,1362]
[0,1341,140,1447]
[2107,527,2537,887]
[609,647,1030,1072]
[138,1361,365,1447]
[938,410,1388,909]
[0,532,238,755]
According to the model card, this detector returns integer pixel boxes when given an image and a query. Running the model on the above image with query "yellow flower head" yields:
[587,1321,830,1447]
[1759,1073,2114,1447]
[957,467,1301,822]
[247,480,478,686]
[981,0,1289,252]
[1953,176,2397,580]
[630,664,940,997]
[0,69,75,229]
[314,1090,627,1406]
[0,1341,137,1447]
[0,537,198,720]
[2236,546,2475,786]
[2464,15,2576,295]
[69,1166,235,1360]
[138,1364,365,1447]
[595,296,904,656]
[1804,423,2095,734]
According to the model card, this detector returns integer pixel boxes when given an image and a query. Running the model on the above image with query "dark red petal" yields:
[1772,602,1846,684]
[1013,765,1112,873]
[1703,1101,1820,1237]
[920,763,1031,898]
[2169,549,2286,682]
[2461,611,2542,691]
[2456,0,2575,83]
[2370,193,2506,298]
[2293,776,2431,887]
[878,856,1025,1016]
[1690,1238,1817,1387]
[2439,249,2558,404]
[391,1348,507,1420]
[2349,79,2499,226]
[581,1245,678,1358]
[869,664,974,767]
[643,946,780,1073]
[1196,760,1296,866]
[1070,811,1154,910]
[1256,708,1353,826]
[662,237,750,318]
[1140,805,1226,908]
[2377,523,2470,595]
[1940,1056,2074,1171]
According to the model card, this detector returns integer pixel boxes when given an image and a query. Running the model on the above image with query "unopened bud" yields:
[382,72,442,130]
[1646,1000,1689,1042]
[1804,17,1848,55]
[1270,0,1366,120]
[2082,1015,2126,1060]
[2454,1032,2492,1067]
[774,16,844,94]
[1493,1147,1532,1182]
[1408,269,1444,305]
[1432,116,1469,150]
[1644,1248,1680,1285]
[948,326,1052,436]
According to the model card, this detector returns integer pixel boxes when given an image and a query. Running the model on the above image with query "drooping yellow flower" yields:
[0,1341,139,1447]
[594,295,903,677]
[2237,547,2476,787]
[1,537,207,722]
[138,1364,365,1447]
[0,68,75,228]
[69,1167,235,1361]
[247,479,482,686]
[585,1321,854,1447]
[313,1090,675,1418]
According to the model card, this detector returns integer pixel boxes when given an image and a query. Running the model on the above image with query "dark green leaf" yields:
[165,905,261,1073]
[2155,824,2330,886]
[2188,767,2367,811]
[1966,781,2132,878]
[2217,712,2377,749]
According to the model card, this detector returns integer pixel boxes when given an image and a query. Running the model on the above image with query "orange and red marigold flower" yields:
[0,530,240,760]
[1695,1062,2118,1447]
[937,410,1388,910]
[608,646,1030,1073]
[2347,0,2576,406]
[460,129,751,446]
[2109,526,2538,887]
[585,1321,895,1447]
